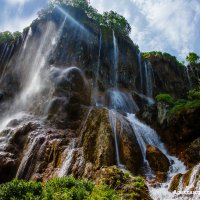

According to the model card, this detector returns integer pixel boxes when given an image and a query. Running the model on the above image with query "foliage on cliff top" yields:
[38,0,131,36]
[156,81,200,115]
[0,31,21,45]
[0,176,118,200]
[142,51,185,70]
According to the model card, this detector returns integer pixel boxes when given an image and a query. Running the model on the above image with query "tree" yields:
[186,52,200,65]
[101,11,131,36]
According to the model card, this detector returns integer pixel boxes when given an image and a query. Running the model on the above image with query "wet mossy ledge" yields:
[0,166,152,200]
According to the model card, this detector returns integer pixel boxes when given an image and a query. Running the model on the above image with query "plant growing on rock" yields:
[38,0,131,36]
[0,31,21,45]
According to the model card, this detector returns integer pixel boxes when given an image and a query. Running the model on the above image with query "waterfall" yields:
[138,52,144,93]
[94,29,102,106]
[106,89,139,113]
[0,18,66,131]
[144,61,154,98]
[185,66,192,88]
[112,30,119,87]
[126,113,187,200]
[109,110,121,167]
[58,139,76,177]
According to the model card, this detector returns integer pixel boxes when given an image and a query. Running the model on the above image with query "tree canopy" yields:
[39,0,131,36]
[186,52,200,65]
[0,31,21,45]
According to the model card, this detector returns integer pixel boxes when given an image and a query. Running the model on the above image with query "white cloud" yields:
[5,0,31,5]
[0,13,37,32]
[90,0,200,60]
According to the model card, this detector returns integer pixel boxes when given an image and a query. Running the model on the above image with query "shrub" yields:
[0,179,42,200]
[0,177,119,200]
[155,93,174,105]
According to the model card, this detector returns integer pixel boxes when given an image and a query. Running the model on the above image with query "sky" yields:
[0,0,200,61]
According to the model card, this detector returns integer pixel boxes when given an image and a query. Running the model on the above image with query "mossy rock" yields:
[95,166,152,200]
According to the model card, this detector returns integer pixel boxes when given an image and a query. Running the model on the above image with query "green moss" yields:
[155,93,174,105]
[169,99,200,114]
[141,51,185,70]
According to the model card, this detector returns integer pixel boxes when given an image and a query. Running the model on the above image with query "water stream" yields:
[112,30,119,87]
[126,113,187,200]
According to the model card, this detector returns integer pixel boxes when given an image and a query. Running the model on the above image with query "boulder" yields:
[81,108,143,174]
[183,137,200,166]
[146,144,170,173]
[95,166,152,200]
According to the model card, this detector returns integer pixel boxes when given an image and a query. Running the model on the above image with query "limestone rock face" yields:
[81,108,143,175]
[138,103,200,165]
[148,56,188,98]
[0,107,144,183]
[183,137,200,166]
[146,144,170,173]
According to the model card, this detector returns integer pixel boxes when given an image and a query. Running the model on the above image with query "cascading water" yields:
[106,88,139,113]
[112,30,119,87]
[108,110,121,167]
[185,66,192,88]
[93,29,102,106]
[138,52,144,93]
[58,139,76,177]
[0,18,66,130]
[144,61,154,98]
[126,113,187,200]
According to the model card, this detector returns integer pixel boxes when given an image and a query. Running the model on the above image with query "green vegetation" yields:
[39,0,131,36]
[186,52,200,65]
[0,179,42,200]
[142,51,185,70]
[155,93,174,105]
[0,177,118,200]
[156,80,200,115]
[186,52,200,74]
[96,166,150,200]
[0,31,21,45]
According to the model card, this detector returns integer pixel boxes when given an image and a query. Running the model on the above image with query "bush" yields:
[0,177,119,200]
[155,94,174,105]
[0,31,22,45]
[0,179,42,200]
[188,90,200,100]
[43,176,94,200]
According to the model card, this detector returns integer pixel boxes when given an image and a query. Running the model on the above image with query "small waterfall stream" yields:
[185,65,192,88]
[94,29,102,106]
[126,113,187,200]
[112,30,119,87]
[138,52,144,93]
[144,61,154,98]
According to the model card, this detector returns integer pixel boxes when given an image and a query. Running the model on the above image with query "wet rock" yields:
[81,108,142,174]
[169,164,200,192]
[138,103,200,162]
[95,166,152,200]
[146,145,170,173]
[0,122,36,183]
[50,66,91,105]
[148,56,188,98]
[183,137,200,166]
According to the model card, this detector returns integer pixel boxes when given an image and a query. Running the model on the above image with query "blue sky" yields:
[0,0,200,61]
